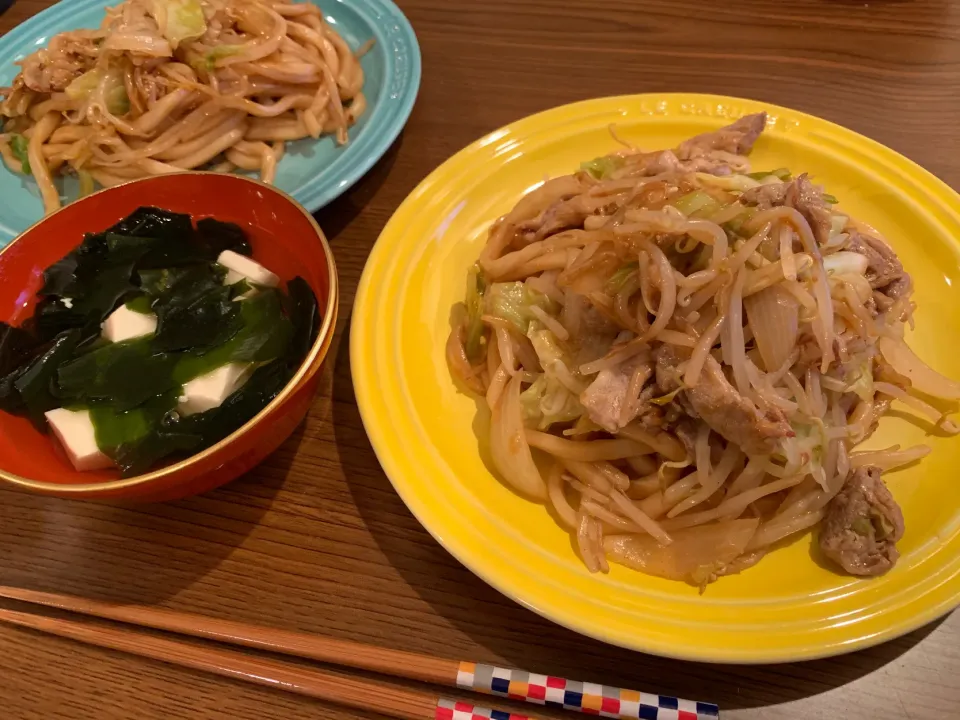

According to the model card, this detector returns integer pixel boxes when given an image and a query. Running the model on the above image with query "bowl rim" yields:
[0,171,339,493]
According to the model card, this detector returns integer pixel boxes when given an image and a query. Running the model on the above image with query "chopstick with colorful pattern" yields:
[0,585,719,719]
[435,699,533,720]
[454,662,718,720]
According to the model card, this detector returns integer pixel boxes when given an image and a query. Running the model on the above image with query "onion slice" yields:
[878,336,960,401]
[603,518,759,584]
[490,373,548,500]
[744,284,799,373]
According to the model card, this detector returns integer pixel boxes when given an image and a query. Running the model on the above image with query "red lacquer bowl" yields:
[0,173,338,501]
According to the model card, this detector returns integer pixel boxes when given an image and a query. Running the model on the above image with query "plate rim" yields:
[286,0,421,212]
[352,92,960,663]
[0,0,421,242]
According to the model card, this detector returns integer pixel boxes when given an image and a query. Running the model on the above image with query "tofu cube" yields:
[217,250,279,288]
[101,304,157,343]
[223,268,247,286]
[45,408,113,472]
[177,363,254,417]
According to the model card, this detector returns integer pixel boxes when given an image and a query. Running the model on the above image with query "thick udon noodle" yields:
[0,0,367,212]
[447,114,960,586]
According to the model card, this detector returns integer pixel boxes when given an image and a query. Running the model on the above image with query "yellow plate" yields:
[351,94,960,662]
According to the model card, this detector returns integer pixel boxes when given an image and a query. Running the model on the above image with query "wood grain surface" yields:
[1,1,959,718]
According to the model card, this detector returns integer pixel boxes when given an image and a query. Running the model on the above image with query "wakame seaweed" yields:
[114,361,291,477]
[0,322,40,378]
[104,207,193,243]
[0,206,320,476]
[171,290,294,383]
[58,337,182,411]
[149,264,242,353]
[196,218,252,258]
[286,276,320,361]
[15,328,85,425]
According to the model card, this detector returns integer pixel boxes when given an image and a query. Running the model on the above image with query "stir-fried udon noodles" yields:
[0,0,367,213]
[448,113,960,587]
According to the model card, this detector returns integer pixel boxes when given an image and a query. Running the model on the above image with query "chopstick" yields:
[0,603,467,720]
[0,585,719,719]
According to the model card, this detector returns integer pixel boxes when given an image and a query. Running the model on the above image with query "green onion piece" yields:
[650,388,681,406]
[822,193,838,205]
[464,264,486,362]
[724,218,744,235]
[723,206,758,236]
[580,155,625,180]
[10,134,30,174]
[745,167,792,181]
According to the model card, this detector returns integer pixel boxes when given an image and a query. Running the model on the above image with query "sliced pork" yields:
[629,149,735,177]
[676,112,767,160]
[741,174,832,244]
[846,230,911,294]
[819,466,904,576]
[785,174,833,244]
[580,358,652,433]
[19,32,99,93]
[520,196,592,242]
[655,347,793,456]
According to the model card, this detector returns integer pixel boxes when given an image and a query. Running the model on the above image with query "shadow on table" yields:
[330,335,947,713]
[313,131,403,246]
[0,427,308,605]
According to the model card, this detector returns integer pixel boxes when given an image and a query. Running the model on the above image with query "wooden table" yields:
[1,1,959,717]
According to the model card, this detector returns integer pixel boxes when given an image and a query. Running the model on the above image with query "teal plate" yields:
[0,0,420,245]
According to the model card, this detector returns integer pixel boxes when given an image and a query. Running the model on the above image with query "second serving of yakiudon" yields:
[0,0,367,213]
[448,113,960,587]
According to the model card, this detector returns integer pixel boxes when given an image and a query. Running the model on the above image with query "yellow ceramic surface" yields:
[351,94,960,662]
